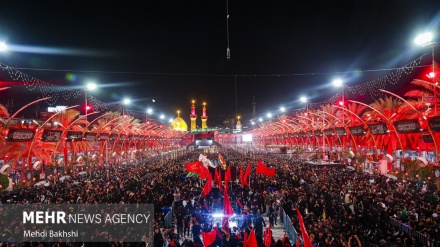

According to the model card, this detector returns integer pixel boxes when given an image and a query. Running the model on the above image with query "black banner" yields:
[195,131,214,140]
[306,131,313,137]
[299,132,305,138]
[133,135,139,141]
[139,136,145,141]
[65,131,83,142]
[368,123,389,135]
[6,129,35,142]
[314,130,322,136]
[127,135,133,141]
[323,128,334,136]
[423,134,434,143]
[83,132,97,142]
[394,119,422,134]
[428,116,440,132]
[41,129,62,142]
[335,127,346,136]
[98,133,109,140]
[349,125,366,136]
[119,134,127,141]
[110,134,118,140]
[293,133,299,138]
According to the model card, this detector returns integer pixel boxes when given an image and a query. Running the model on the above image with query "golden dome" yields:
[171,116,188,132]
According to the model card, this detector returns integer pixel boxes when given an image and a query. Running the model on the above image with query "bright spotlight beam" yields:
[6,44,109,56]
[212,213,224,218]
[0,42,7,52]
[123,98,131,105]
[415,32,433,46]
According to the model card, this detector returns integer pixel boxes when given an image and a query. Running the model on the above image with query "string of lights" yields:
[347,54,426,101]
[9,55,430,78]
[0,62,125,113]
[0,53,429,124]
[254,54,428,123]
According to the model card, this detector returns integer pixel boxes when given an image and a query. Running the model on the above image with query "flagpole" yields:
[197,178,204,202]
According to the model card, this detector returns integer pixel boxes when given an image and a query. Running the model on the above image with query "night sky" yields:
[0,1,440,126]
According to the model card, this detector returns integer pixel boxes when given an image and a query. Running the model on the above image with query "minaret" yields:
[252,96,256,118]
[190,100,197,132]
[236,116,242,132]
[201,102,208,130]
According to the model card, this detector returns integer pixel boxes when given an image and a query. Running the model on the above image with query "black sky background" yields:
[0,1,440,126]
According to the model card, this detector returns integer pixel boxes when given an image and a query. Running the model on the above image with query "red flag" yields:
[243,232,248,247]
[214,167,222,185]
[222,187,234,239]
[282,231,287,246]
[202,176,212,197]
[200,165,211,180]
[239,166,245,184]
[202,228,217,247]
[256,160,275,177]
[237,198,243,208]
[296,208,312,247]
[224,166,231,191]
[186,161,203,174]
[215,226,222,239]
[247,229,258,247]
[296,235,301,247]
[264,225,273,247]
[243,163,251,187]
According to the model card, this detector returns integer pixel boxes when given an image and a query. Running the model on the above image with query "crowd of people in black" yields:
[0,148,439,247]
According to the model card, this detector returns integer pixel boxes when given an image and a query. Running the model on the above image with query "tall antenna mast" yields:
[226,0,230,61]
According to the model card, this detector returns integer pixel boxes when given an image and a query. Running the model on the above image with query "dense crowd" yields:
[0,148,439,247]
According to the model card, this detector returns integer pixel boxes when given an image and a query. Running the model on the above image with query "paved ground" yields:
[262,216,286,241]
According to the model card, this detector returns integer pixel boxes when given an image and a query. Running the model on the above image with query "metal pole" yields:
[85,90,88,167]
[85,90,88,122]
[433,46,437,116]
[322,116,325,161]
[235,76,238,115]
[342,86,345,152]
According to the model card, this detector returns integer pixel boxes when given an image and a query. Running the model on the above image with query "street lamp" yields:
[415,32,438,115]
[84,82,97,122]
[300,96,308,115]
[280,107,285,112]
[0,42,7,52]
[266,113,272,118]
[122,98,131,116]
[160,114,165,120]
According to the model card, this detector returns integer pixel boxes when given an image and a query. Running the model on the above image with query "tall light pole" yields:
[84,82,96,122]
[415,32,438,115]
[333,79,345,151]
[123,98,131,116]
[146,108,153,122]
[300,96,308,113]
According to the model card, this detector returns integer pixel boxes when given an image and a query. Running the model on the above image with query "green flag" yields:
[186,172,199,177]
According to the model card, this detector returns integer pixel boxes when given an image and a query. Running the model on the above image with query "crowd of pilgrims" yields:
[0,148,439,247]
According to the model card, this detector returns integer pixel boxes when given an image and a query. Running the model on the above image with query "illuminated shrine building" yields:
[190,100,197,132]
[171,111,188,132]
[236,118,242,132]
[201,102,208,130]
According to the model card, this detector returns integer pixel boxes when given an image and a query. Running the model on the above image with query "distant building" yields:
[223,118,235,130]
